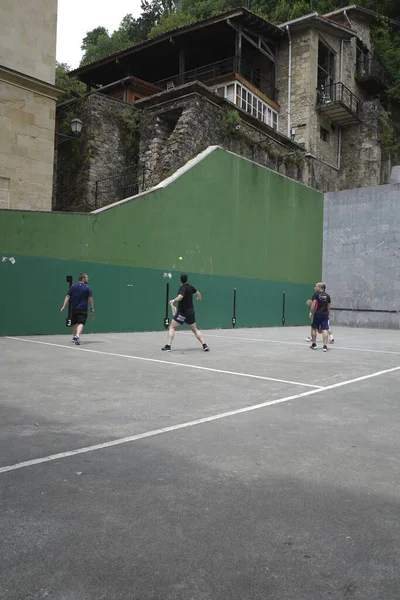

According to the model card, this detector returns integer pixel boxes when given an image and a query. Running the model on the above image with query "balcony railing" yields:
[317,82,361,126]
[94,166,146,209]
[357,57,389,93]
[153,56,278,101]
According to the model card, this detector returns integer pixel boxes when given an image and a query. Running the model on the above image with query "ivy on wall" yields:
[117,109,140,166]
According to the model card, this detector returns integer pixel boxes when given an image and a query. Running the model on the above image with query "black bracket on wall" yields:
[164,282,170,329]
[232,288,237,328]
[65,275,73,327]
[332,307,399,314]
[281,291,286,326]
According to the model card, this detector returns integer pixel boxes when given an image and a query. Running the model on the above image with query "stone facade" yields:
[0,0,57,85]
[55,94,140,211]
[54,9,396,208]
[276,30,314,145]
[0,0,60,211]
[137,83,308,190]
[275,15,391,193]
[54,86,308,210]
[0,71,60,210]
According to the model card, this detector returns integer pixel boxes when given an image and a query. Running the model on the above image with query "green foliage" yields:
[148,10,196,37]
[55,62,86,103]
[80,27,131,66]
[79,1,179,65]
[285,149,305,168]
[78,0,400,68]
[378,111,400,162]
[117,109,140,166]
[59,110,89,170]
[220,109,242,136]
[371,18,400,103]
[57,109,92,211]
[148,0,231,37]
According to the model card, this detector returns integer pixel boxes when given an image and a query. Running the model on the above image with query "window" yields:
[257,99,263,121]
[252,95,257,118]
[241,86,247,111]
[357,43,370,76]
[226,84,235,103]
[318,41,335,95]
[215,81,279,131]
[320,126,330,142]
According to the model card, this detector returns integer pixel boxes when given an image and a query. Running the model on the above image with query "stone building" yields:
[55,5,398,210]
[0,0,61,210]
[278,6,395,191]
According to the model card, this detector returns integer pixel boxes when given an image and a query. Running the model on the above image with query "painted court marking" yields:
[1,364,399,475]
[5,337,321,389]
[186,332,400,356]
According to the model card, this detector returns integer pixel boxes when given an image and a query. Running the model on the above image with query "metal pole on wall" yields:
[164,282,170,329]
[282,291,286,326]
[232,288,237,328]
[66,275,73,327]
[94,181,98,209]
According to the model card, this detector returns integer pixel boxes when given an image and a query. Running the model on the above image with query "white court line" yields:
[5,337,321,389]
[187,332,400,356]
[1,364,399,475]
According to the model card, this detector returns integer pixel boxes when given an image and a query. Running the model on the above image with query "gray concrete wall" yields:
[323,170,400,329]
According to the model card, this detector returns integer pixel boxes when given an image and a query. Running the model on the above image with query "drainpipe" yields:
[337,38,346,170]
[286,25,292,139]
[337,127,342,170]
[340,39,344,82]
[343,10,352,29]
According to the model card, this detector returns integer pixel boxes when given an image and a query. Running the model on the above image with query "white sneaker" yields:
[329,336,334,344]
[305,336,312,342]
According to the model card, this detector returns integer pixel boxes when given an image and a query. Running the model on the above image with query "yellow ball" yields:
[178,256,183,260]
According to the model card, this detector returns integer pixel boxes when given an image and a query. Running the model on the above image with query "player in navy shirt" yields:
[162,273,209,352]
[60,273,94,345]
[309,282,331,352]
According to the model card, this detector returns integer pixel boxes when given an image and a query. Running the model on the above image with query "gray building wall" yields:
[323,169,400,329]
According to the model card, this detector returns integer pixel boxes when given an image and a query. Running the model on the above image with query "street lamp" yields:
[55,118,83,143]
[70,118,83,134]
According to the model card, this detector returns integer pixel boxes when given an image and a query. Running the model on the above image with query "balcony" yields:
[152,56,278,102]
[357,57,389,95]
[317,82,361,126]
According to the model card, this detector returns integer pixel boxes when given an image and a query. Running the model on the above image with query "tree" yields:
[79,4,166,66]
[371,18,400,103]
[77,0,400,66]
[80,26,131,66]
[55,62,86,102]
[81,26,110,54]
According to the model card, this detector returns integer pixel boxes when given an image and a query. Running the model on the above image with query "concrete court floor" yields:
[0,326,399,600]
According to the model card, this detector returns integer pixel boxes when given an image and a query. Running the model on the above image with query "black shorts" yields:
[71,308,88,326]
[312,313,329,331]
[173,311,196,325]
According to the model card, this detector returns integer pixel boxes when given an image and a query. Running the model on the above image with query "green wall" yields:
[0,148,323,336]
